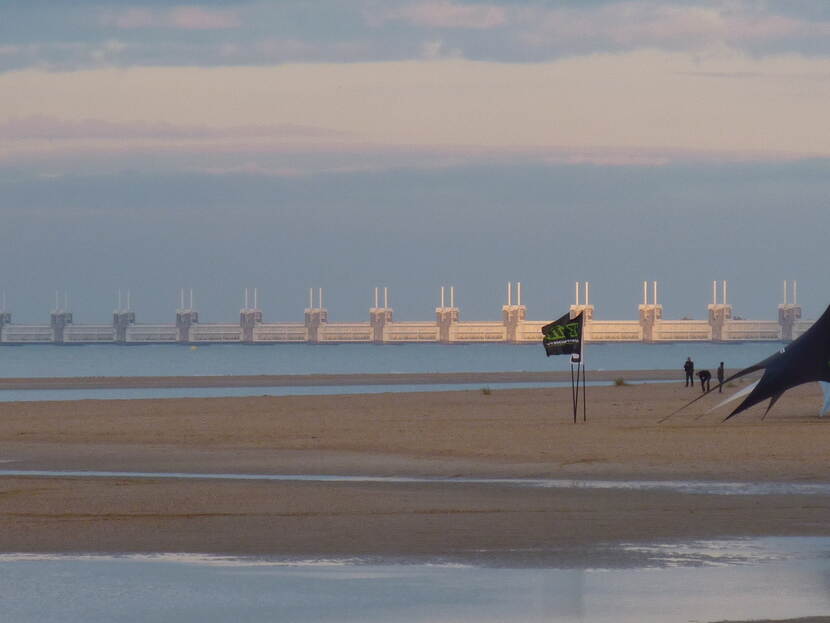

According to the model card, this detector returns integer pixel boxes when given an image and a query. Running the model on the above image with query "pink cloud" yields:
[107,8,155,29]
[100,5,240,30]
[726,14,830,42]
[167,6,241,30]
[377,1,506,30]
[0,116,344,141]
[519,4,725,49]
[520,3,830,52]
[197,163,310,177]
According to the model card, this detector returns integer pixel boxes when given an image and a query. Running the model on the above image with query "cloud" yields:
[89,39,128,63]
[168,6,241,30]
[3,1,830,73]
[372,1,507,30]
[517,2,830,56]
[104,8,155,29]
[2,51,830,173]
[195,163,310,177]
[0,116,345,141]
[100,5,240,30]
[517,4,725,52]
[420,40,461,59]
[726,12,830,44]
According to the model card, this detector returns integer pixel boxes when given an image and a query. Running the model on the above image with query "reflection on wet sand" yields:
[2,538,830,623]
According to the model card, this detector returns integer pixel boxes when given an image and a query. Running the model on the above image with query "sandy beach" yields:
[1,379,829,564]
[0,368,723,390]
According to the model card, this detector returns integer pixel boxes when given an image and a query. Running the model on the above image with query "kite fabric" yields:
[542,311,584,358]
[821,381,830,417]
[670,303,830,421]
[707,380,759,415]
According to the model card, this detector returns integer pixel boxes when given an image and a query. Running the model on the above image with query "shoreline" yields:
[0,368,745,390]
[2,475,829,564]
[0,383,827,562]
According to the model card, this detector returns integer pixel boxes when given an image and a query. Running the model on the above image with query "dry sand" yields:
[1,380,829,563]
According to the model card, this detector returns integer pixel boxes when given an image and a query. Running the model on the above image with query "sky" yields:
[1,0,829,324]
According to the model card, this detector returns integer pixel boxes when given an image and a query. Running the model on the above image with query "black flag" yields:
[542,311,583,358]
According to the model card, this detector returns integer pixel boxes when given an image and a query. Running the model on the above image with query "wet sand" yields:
[0,368,726,390]
[1,380,829,563]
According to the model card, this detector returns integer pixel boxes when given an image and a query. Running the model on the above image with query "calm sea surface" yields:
[0,342,787,401]
[0,342,785,379]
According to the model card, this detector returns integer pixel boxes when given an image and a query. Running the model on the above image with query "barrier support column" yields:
[502,281,528,343]
[0,311,9,342]
[304,287,327,344]
[436,286,459,344]
[638,281,662,343]
[176,289,198,343]
[707,280,732,342]
[113,311,135,343]
[50,312,72,344]
[369,287,392,344]
[569,281,594,341]
[778,280,802,342]
[240,288,262,344]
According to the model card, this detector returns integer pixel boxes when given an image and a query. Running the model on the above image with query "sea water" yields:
[0,341,785,379]
[2,537,829,623]
[0,381,625,402]
[3,470,830,497]
[0,342,789,401]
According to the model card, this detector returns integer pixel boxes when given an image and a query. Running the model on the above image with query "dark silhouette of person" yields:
[683,357,694,387]
[697,369,711,393]
[717,362,725,393]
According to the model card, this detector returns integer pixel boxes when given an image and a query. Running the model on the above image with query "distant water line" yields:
[0,380,656,402]
[0,342,787,379]
[2,470,829,496]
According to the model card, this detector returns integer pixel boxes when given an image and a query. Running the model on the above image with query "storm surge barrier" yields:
[0,281,812,345]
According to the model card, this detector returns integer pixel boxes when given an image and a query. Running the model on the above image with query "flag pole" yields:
[542,310,585,424]
[581,338,587,422]
[582,358,587,423]
[571,361,578,424]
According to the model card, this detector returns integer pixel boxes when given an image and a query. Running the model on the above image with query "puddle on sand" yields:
[2,538,829,623]
[2,469,830,497]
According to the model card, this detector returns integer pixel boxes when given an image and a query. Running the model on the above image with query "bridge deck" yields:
[0,316,806,345]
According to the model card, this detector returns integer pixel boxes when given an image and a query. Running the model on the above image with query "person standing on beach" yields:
[717,362,725,393]
[684,357,694,387]
[697,369,711,393]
